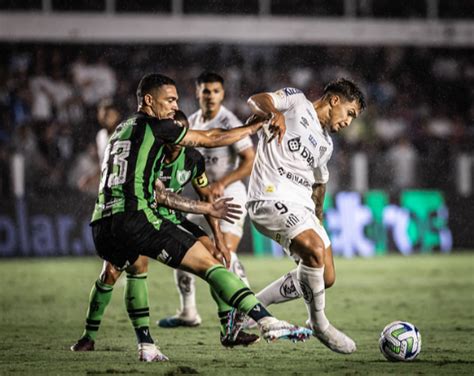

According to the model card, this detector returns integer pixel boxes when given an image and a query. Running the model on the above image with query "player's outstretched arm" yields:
[311,183,326,223]
[154,179,242,222]
[177,116,265,149]
[247,93,286,143]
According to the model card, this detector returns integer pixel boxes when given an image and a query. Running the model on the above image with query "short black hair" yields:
[174,110,189,128]
[324,78,366,112]
[196,72,224,86]
[136,73,176,103]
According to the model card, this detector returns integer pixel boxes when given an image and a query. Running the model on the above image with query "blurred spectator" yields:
[386,137,419,192]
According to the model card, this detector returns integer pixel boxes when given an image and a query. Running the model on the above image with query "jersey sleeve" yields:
[313,163,329,185]
[226,112,254,153]
[149,118,188,144]
[189,149,209,188]
[268,87,305,112]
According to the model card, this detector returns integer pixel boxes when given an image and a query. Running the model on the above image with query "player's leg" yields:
[291,229,355,354]
[71,260,122,351]
[178,240,311,342]
[221,183,251,287]
[256,246,335,307]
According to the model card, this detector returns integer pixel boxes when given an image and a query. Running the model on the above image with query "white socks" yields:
[297,263,330,332]
[256,269,302,307]
[229,252,250,287]
[174,269,197,316]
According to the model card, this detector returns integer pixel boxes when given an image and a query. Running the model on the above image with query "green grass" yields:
[0,254,473,375]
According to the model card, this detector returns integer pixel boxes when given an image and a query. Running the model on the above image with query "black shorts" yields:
[91,209,198,270]
[177,218,208,239]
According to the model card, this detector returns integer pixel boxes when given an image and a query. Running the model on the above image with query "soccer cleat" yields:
[138,343,169,362]
[70,337,95,352]
[311,323,357,354]
[157,312,202,328]
[220,331,260,348]
[258,317,312,343]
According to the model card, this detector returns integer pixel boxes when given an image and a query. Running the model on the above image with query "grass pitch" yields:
[0,253,473,375]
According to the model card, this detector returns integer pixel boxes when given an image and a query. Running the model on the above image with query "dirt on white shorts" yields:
[247,200,331,256]
[187,182,247,238]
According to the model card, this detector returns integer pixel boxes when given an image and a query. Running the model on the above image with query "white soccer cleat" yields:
[138,343,169,362]
[258,317,312,343]
[310,323,357,354]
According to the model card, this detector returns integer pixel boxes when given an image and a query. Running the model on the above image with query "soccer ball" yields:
[379,321,421,361]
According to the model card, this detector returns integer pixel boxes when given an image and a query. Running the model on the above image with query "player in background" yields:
[159,72,256,328]
[71,111,259,353]
[243,79,366,354]
[77,99,122,192]
[72,73,310,362]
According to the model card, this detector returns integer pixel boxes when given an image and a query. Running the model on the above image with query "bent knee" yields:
[297,243,325,268]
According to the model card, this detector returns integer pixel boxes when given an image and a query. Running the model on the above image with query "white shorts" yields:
[187,182,247,238]
[247,200,331,257]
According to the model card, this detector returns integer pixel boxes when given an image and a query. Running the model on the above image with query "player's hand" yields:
[215,237,231,268]
[209,197,243,223]
[267,111,286,144]
[208,181,225,198]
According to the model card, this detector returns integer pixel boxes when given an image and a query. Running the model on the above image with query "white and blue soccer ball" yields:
[379,321,421,361]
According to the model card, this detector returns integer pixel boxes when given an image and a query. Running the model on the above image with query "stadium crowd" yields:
[0,44,472,199]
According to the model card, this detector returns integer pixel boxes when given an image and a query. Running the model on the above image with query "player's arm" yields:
[192,174,231,267]
[247,93,286,143]
[311,183,326,223]
[210,146,255,197]
[154,179,242,223]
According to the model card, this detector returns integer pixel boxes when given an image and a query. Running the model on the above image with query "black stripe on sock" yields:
[126,275,147,280]
[128,312,150,319]
[95,281,113,293]
[205,265,225,281]
[233,291,254,308]
[229,288,251,307]
[218,311,231,319]
[127,307,149,314]
[86,319,101,325]
[85,325,99,331]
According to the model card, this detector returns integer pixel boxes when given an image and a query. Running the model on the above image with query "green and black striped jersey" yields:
[91,112,187,223]
[156,147,208,224]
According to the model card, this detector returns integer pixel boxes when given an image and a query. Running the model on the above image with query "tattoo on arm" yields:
[312,183,326,222]
[155,180,208,214]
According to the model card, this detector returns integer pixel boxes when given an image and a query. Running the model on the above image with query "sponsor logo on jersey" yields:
[287,137,301,152]
[308,134,317,148]
[176,170,191,185]
[300,146,315,166]
[283,87,302,96]
[299,116,309,128]
[277,167,311,189]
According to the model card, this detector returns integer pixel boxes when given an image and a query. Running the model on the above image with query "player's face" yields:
[327,96,360,133]
[197,82,225,114]
[149,85,179,119]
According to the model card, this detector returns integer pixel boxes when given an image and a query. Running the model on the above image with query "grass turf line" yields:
[0,253,473,375]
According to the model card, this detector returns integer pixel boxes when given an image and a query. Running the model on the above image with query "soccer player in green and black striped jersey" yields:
[71,73,312,362]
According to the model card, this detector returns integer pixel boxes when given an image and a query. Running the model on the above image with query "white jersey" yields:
[188,106,253,183]
[247,87,333,212]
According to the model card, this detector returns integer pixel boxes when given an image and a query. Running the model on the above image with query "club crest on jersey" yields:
[176,170,191,185]
[287,137,301,152]
[319,146,327,158]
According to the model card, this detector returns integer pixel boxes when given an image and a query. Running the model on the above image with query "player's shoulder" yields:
[218,106,242,128]
[187,110,201,126]
[184,147,204,163]
[273,87,306,100]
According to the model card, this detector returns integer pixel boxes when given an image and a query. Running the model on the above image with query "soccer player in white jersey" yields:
[245,79,366,354]
[158,72,256,328]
